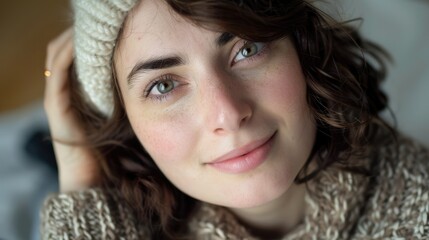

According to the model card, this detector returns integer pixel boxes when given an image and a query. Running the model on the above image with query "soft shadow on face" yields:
[114,0,316,209]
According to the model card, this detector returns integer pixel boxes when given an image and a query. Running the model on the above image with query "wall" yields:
[0,1,69,112]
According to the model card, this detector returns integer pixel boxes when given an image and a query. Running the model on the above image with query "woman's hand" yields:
[44,28,100,192]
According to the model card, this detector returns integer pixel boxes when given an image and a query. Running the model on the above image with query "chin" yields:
[218,168,296,209]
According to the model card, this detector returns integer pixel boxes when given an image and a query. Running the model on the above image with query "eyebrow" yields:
[216,32,235,47]
[127,32,236,88]
[127,56,184,88]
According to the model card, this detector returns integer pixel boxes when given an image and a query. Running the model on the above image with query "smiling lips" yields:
[207,132,276,174]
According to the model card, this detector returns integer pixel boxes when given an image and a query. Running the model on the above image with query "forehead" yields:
[122,0,217,49]
[124,0,177,39]
[115,0,216,74]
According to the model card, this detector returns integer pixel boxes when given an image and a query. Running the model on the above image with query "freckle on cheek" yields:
[135,127,178,161]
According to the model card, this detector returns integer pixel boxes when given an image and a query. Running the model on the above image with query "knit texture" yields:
[41,188,149,239]
[73,0,139,116]
[41,135,429,239]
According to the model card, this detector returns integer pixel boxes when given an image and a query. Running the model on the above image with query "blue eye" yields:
[234,42,266,62]
[146,76,179,96]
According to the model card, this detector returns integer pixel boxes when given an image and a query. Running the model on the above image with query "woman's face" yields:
[114,0,316,209]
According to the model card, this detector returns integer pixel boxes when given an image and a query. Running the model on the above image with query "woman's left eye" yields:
[233,42,266,63]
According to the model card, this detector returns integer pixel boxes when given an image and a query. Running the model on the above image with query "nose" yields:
[201,75,253,135]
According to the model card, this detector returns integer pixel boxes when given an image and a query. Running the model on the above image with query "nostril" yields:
[240,105,253,125]
[240,116,249,126]
[214,128,226,135]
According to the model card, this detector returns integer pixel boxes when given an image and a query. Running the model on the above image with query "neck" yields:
[229,183,307,239]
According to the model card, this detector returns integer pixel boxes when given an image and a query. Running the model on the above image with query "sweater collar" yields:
[188,163,371,239]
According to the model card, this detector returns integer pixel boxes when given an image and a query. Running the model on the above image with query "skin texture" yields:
[43,0,317,235]
[114,0,316,226]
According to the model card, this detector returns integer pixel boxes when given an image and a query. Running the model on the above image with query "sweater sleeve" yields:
[41,188,150,240]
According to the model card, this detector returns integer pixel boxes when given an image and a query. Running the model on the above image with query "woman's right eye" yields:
[152,79,175,94]
[145,76,180,98]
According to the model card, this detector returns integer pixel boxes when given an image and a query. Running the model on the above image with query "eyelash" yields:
[143,74,178,101]
[141,41,270,101]
[232,41,269,66]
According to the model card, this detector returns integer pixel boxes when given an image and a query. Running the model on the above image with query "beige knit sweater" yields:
[41,135,429,239]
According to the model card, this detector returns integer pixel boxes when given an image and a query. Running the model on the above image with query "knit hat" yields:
[72,0,140,116]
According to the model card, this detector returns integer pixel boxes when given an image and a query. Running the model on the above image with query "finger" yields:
[44,28,74,100]
[45,27,73,70]
[45,36,74,95]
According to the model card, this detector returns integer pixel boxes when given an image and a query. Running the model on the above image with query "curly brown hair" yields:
[69,0,392,238]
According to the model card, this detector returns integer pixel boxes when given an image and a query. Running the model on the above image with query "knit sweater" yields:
[41,135,429,239]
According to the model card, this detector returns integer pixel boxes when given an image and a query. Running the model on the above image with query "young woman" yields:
[42,0,429,239]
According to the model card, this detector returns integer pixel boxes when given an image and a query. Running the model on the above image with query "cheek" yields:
[128,111,195,165]
[261,61,309,115]
[134,124,176,160]
[260,54,316,148]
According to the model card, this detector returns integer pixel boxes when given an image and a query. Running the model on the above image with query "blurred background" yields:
[0,1,69,240]
[0,0,428,239]
[0,1,70,112]
[329,0,429,145]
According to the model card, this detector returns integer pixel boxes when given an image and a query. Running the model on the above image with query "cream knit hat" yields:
[73,0,140,116]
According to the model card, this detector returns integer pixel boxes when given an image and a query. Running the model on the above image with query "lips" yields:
[206,132,276,174]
